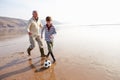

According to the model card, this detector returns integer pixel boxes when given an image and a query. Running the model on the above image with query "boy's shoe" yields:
[46,54,49,58]
[53,60,56,63]
[46,52,50,58]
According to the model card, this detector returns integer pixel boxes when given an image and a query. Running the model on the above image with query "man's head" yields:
[46,16,52,26]
[32,10,38,19]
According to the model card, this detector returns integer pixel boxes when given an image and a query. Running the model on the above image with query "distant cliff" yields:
[0,16,61,40]
[0,17,27,28]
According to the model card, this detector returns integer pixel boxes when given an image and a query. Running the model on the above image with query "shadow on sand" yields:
[0,57,56,80]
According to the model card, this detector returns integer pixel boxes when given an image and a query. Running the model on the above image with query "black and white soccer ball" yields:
[43,60,52,68]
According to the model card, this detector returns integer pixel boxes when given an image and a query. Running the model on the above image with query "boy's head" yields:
[46,16,52,25]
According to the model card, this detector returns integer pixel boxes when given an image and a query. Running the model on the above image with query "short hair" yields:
[46,16,52,21]
[32,10,37,14]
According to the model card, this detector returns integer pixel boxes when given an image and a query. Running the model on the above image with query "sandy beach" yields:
[1,25,120,80]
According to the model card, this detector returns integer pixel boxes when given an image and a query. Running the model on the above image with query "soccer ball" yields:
[43,60,52,68]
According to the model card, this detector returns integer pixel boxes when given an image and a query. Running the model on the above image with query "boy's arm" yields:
[52,27,57,35]
[50,27,57,39]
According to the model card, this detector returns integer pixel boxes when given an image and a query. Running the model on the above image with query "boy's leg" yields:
[36,36,45,57]
[46,41,52,57]
[50,52,56,62]
[50,41,56,62]
[50,41,53,48]
[27,35,35,56]
[46,41,56,62]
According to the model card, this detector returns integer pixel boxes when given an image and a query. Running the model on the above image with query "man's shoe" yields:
[41,55,46,57]
[28,56,32,60]
[27,48,31,56]
[40,48,46,57]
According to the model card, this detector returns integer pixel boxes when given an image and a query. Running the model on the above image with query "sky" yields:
[0,0,120,25]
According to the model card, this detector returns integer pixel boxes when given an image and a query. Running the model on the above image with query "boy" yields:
[41,16,56,63]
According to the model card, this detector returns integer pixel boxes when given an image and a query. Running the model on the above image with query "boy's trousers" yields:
[46,41,56,61]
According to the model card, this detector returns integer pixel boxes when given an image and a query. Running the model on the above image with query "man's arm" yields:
[39,22,43,29]
[41,26,45,38]
[27,20,32,35]
[39,20,43,29]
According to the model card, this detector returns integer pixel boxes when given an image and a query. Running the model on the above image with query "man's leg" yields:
[36,36,45,57]
[27,35,35,56]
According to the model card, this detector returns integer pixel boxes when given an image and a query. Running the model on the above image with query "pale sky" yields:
[0,0,120,25]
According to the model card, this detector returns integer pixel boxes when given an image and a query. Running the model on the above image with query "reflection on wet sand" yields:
[0,28,26,40]
[1,25,120,80]
[0,53,56,80]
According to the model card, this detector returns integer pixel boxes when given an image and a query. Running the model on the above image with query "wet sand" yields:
[1,25,120,80]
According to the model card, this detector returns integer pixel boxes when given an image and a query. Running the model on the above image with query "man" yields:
[27,10,46,57]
